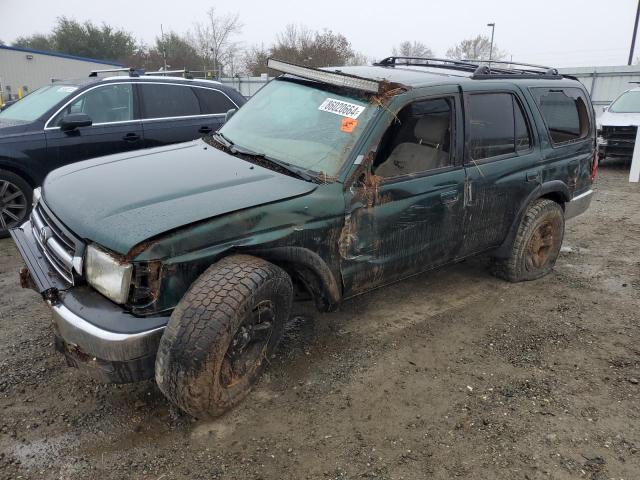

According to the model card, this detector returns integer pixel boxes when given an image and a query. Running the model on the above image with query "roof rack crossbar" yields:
[89,67,139,77]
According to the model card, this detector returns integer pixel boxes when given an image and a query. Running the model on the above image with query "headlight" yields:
[32,186,41,207]
[85,244,133,304]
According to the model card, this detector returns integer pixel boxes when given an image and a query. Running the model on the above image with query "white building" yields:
[0,45,122,103]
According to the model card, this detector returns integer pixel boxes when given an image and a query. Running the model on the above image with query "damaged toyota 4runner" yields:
[11,57,597,418]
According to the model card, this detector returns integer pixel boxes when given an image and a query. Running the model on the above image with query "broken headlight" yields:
[85,244,132,305]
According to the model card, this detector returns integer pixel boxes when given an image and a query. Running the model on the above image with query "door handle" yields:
[440,190,459,204]
[123,132,140,142]
[525,171,540,183]
[198,126,213,134]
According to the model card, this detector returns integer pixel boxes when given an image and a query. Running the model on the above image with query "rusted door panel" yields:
[340,168,465,296]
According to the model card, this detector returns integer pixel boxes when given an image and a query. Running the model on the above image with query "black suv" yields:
[0,70,246,236]
[12,58,597,418]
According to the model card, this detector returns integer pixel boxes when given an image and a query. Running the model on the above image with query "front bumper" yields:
[10,221,169,383]
[565,189,594,220]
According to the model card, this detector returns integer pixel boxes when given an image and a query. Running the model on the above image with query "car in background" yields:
[597,85,640,161]
[0,70,246,237]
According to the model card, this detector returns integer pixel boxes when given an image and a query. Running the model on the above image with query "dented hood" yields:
[43,139,317,254]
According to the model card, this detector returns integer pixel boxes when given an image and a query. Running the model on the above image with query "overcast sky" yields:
[2,0,638,68]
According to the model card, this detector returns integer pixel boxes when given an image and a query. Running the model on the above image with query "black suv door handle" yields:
[198,126,213,134]
[440,190,459,204]
[526,171,540,183]
[123,132,140,142]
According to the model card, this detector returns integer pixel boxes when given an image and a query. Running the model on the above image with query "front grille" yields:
[30,203,79,285]
[601,125,637,153]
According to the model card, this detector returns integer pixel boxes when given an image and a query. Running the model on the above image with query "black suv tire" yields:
[492,199,565,282]
[0,169,32,238]
[155,254,293,418]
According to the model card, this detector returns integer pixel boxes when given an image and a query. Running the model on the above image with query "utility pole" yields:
[629,0,640,65]
[487,23,496,67]
[160,24,168,71]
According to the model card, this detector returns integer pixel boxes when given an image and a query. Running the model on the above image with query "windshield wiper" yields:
[210,132,320,183]
[237,149,320,183]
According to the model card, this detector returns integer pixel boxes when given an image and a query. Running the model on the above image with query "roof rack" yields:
[374,56,563,80]
[144,68,193,79]
[89,67,142,77]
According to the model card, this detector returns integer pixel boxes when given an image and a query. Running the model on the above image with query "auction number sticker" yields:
[318,98,365,119]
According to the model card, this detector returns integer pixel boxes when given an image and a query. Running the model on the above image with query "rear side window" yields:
[531,88,590,145]
[194,88,236,114]
[140,84,200,119]
[467,93,531,160]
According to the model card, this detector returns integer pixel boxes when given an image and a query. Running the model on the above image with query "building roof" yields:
[0,45,123,67]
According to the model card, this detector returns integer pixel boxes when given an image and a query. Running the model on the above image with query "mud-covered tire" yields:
[155,254,293,418]
[0,169,32,238]
[491,199,564,282]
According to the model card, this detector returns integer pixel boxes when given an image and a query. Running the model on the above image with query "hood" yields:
[597,110,640,129]
[43,139,317,254]
[0,118,32,135]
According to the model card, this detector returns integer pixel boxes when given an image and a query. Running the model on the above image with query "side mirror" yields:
[224,108,237,124]
[59,113,92,132]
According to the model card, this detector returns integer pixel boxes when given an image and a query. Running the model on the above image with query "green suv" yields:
[11,57,597,418]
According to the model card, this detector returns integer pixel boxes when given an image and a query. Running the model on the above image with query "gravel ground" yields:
[0,162,639,480]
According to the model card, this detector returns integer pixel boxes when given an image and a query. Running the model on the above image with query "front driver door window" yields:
[341,93,466,296]
[45,83,143,169]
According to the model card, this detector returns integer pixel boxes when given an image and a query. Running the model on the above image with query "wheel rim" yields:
[219,300,275,388]
[526,219,557,269]
[0,179,28,230]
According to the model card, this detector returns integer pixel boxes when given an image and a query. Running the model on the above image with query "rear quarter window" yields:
[194,88,237,114]
[531,87,591,145]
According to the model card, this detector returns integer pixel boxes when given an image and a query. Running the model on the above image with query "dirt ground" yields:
[0,162,639,480]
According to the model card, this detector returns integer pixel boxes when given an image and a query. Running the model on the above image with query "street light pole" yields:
[629,0,640,66]
[487,23,495,67]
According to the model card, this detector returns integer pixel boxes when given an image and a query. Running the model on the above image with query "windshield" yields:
[609,90,640,113]
[0,84,79,122]
[218,78,377,176]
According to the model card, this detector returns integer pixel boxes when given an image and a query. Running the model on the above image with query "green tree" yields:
[446,35,506,61]
[12,17,137,62]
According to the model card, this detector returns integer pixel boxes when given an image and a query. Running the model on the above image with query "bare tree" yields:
[392,41,434,58]
[345,51,371,66]
[189,7,243,77]
[446,35,506,61]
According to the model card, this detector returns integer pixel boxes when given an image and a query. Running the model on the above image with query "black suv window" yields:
[374,97,453,178]
[467,93,531,160]
[531,88,590,145]
[52,83,134,125]
[194,88,236,115]
[140,83,201,119]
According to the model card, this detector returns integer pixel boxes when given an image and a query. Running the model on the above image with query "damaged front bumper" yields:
[10,221,169,383]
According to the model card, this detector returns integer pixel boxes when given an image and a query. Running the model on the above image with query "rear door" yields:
[44,82,144,168]
[138,83,237,147]
[458,87,541,257]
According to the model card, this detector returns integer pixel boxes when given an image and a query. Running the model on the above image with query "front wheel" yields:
[0,170,31,238]
[155,254,293,418]
[492,199,565,282]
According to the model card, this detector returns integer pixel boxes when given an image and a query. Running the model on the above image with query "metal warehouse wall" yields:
[0,48,120,101]
[559,65,640,117]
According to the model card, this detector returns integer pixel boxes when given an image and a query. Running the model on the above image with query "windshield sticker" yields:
[340,117,358,133]
[57,86,78,93]
[319,98,365,119]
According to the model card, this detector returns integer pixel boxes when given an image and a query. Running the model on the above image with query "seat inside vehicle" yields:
[375,100,451,178]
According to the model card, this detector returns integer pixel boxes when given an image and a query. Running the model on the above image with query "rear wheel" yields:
[155,254,293,418]
[0,170,31,238]
[492,199,564,282]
